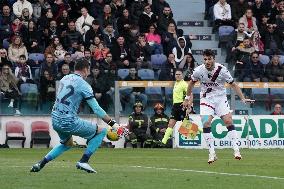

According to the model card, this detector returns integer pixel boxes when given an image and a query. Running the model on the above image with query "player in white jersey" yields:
[182,49,254,164]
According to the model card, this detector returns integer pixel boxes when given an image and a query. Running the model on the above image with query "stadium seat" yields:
[30,121,51,148]
[279,55,284,65]
[28,53,45,62]
[5,121,26,148]
[2,38,10,49]
[151,54,167,69]
[138,69,155,80]
[19,83,39,111]
[145,87,163,104]
[218,25,234,43]
[259,55,270,65]
[117,69,129,80]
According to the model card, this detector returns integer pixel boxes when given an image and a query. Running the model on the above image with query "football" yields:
[107,129,120,141]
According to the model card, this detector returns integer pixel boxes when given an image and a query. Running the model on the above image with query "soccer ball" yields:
[107,129,120,141]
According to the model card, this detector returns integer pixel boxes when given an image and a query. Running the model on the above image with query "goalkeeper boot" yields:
[208,153,217,164]
[76,162,97,173]
[234,150,242,160]
[30,161,45,172]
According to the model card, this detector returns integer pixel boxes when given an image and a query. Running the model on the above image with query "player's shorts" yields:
[170,103,187,121]
[52,114,97,144]
[200,95,231,117]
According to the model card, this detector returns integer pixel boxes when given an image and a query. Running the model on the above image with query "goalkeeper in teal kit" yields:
[30,59,122,173]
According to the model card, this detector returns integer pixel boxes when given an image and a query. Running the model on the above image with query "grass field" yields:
[0,148,284,189]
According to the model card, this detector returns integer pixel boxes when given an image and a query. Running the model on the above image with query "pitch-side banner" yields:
[173,115,284,149]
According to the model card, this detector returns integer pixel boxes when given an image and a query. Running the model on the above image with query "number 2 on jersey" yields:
[59,84,74,105]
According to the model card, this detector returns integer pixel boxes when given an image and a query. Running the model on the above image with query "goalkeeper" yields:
[30,59,120,174]
[162,69,194,144]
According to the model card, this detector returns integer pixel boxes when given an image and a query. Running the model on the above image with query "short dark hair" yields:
[203,49,215,58]
[19,55,26,59]
[175,68,183,73]
[74,58,90,71]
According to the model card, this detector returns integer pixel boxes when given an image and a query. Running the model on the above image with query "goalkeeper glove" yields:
[107,119,120,131]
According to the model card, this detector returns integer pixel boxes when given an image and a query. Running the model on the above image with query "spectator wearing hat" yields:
[150,103,170,148]
[270,104,284,115]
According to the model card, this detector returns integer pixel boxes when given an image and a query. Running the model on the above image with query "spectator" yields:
[239,8,258,34]
[101,52,114,71]
[20,8,32,27]
[0,48,13,70]
[275,11,284,41]
[0,5,15,40]
[56,9,70,32]
[71,44,85,60]
[263,24,284,56]
[37,8,53,31]
[252,0,268,23]
[159,53,176,81]
[151,0,170,16]
[0,64,21,114]
[21,20,41,53]
[110,36,131,68]
[213,0,234,29]
[130,34,152,69]
[251,31,264,54]
[51,0,71,21]
[40,53,57,78]
[150,103,170,148]
[102,22,119,48]
[15,54,33,85]
[44,36,61,57]
[157,6,176,34]
[92,42,110,62]
[40,69,56,102]
[57,53,75,72]
[86,65,110,111]
[161,22,178,55]
[11,17,23,36]
[43,20,62,45]
[63,20,83,48]
[53,43,67,62]
[75,7,94,40]
[32,0,51,22]
[13,0,33,18]
[242,52,267,82]
[127,101,152,148]
[231,0,249,22]
[138,4,157,34]
[123,66,147,107]
[178,53,196,81]
[172,36,192,65]
[258,14,271,40]
[130,0,144,25]
[117,8,134,39]
[145,24,163,54]
[265,55,284,82]
[98,4,116,28]
[270,104,284,115]
[89,36,103,52]
[84,19,103,48]
[56,63,70,80]
[8,35,28,64]
[233,37,255,81]
[109,0,124,18]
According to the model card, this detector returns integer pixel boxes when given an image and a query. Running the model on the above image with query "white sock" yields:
[228,130,239,152]
[203,132,215,154]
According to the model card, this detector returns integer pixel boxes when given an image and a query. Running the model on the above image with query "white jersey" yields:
[191,63,234,98]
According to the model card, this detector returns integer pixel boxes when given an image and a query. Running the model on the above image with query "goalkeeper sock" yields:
[44,144,71,162]
[203,127,215,154]
[80,128,107,163]
[162,127,173,144]
[227,125,239,152]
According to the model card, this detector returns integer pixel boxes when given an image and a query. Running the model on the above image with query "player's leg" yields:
[217,97,242,160]
[162,104,180,144]
[200,98,216,163]
[30,121,73,172]
[74,118,107,173]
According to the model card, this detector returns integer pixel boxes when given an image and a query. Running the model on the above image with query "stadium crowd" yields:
[0,0,283,117]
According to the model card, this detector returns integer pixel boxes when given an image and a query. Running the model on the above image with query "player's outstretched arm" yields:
[230,82,255,104]
[182,80,195,109]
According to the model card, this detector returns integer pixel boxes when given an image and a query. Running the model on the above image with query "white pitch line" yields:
[130,166,284,180]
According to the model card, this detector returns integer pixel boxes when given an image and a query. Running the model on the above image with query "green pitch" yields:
[0,148,284,189]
